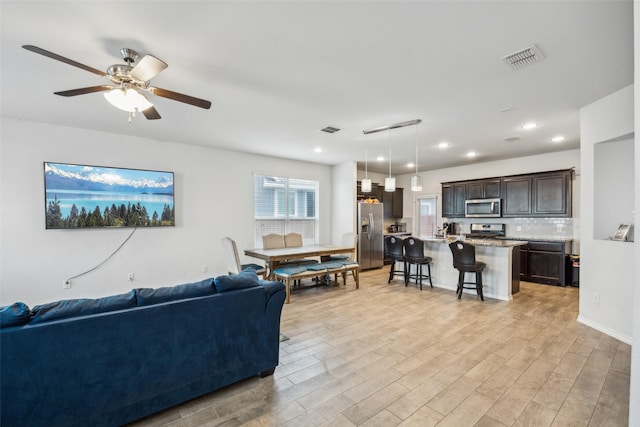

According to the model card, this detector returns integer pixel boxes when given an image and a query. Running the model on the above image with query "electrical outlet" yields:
[592,293,600,305]
[516,226,522,231]
[63,280,71,289]
[202,265,208,273]
[128,273,135,282]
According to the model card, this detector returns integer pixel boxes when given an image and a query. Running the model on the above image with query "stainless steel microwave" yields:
[465,198,501,217]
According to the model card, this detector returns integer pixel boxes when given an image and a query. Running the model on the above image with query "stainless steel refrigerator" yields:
[357,203,384,269]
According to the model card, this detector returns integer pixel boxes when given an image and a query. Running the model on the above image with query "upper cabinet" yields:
[466,178,501,199]
[502,176,533,216]
[381,186,404,219]
[442,183,467,218]
[532,171,572,217]
[442,169,573,218]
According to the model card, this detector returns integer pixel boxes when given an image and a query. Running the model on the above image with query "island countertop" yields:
[423,237,528,248]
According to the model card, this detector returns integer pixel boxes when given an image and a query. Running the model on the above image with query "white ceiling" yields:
[1,1,633,174]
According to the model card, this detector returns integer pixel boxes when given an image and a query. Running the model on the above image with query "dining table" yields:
[244,244,356,279]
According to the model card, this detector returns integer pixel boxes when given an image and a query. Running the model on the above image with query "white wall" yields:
[331,161,357,245]
[631,3,640,423]
[593,137,634,240]
[0,117,333,306]
[579,84,634,344]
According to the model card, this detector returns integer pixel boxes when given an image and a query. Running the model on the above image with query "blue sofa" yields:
[0,270,286,426]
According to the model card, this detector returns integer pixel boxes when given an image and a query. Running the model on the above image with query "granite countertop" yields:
[423,237,527,248]
[497,236,573,243]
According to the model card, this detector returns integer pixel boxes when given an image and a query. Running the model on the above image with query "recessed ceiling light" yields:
[313,147,325,153]
[466,151,477,158]
[377,156,385,162]
[407,163,415,168]
[522,122,538,130]
[438,142,450,149]
[551,136,565,143]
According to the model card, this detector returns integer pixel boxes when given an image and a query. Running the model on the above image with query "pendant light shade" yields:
[385,129,395,192]
[411,124,423,191]
[411,175,423,192]
[385,176,396,192]
[361,178,372,193]
[361,135,372,193]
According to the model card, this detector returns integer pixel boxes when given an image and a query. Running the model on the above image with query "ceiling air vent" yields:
[504,136,523,143]
[502,44,545,69]
[320,126,341,134]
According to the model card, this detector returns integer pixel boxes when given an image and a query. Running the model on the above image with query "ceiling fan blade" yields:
[54,85,114,97]
[22,45,107,77]
[149,87,212,110]
[130,55,168,82]
[142,106,162,120]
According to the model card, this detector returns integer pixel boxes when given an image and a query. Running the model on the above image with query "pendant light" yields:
[385,129,396,192]
[411,123,423,191]
[361,134,372,193]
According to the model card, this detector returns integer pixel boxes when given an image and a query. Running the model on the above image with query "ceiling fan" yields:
[22,45,212,121]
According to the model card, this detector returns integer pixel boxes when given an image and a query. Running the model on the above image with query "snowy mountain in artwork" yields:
[44,163,174,194]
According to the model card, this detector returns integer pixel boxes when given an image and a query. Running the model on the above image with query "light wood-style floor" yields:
[130,269,630,427]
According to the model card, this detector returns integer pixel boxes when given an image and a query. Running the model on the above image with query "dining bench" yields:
[272,260,359,303]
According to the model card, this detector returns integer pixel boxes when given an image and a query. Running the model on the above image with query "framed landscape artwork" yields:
[44,162,175,229]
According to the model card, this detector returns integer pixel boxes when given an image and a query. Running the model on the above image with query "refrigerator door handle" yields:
[368,212,374,240]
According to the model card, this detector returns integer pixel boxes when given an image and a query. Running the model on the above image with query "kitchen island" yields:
[405,237,527,301]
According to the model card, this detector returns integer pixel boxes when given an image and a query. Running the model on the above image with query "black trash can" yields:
[565,255,579,287]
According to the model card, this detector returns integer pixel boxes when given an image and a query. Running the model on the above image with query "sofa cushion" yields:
[0,302,31,328]
[136,277,216,306]
[30,290,137,324]
[214,269,260,293]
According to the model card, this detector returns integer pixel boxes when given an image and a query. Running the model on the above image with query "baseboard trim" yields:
[577,315,632,345]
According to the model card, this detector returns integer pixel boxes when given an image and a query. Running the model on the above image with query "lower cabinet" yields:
[519,241,570,286]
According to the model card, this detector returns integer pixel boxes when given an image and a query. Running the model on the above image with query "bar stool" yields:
[384,235,405,284]
[448,241,486,301]
[403,237,433,290]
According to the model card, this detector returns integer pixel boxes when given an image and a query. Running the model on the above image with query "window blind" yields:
[253,175,319,247]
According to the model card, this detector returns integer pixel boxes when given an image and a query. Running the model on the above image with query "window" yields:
[253,175,319,247]
[416,196,438,238]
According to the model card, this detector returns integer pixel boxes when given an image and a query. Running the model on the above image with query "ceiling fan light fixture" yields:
[104,87,153,113]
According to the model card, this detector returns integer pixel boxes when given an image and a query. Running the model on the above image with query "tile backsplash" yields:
[453,217,575,240]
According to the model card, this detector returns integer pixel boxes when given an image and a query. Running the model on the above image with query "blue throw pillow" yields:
[30,290,137,324]
[0,302,31,328]
[214,269,260,293]
[135,277,216,306]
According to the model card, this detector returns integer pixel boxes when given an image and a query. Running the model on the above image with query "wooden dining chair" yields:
[221,237,267,278]
[284,232,304,247]
[263,233,285,249]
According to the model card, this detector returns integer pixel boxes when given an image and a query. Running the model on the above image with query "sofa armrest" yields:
[261,280,285,301]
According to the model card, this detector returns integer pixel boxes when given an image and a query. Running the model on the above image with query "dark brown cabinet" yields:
[442,183,466,218]
[532,171,571,216]
[381,186,403,219]
[467,178,501,199]
[502,176,533,216]
[519,241,570,286]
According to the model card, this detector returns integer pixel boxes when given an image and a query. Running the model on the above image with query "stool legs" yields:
[456,270,484,300]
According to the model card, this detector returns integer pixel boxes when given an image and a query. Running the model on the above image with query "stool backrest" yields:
[449,241,477,267]
[403,237,425,260]
[384,236,404,259]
